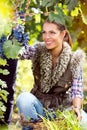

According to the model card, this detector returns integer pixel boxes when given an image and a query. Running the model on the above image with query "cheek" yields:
[55,34,63,42]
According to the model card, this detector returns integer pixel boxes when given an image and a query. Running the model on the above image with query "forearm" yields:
[72,97,82,109]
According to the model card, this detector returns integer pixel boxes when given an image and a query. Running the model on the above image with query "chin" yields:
[46,47,52,50]
[46,45,53,50]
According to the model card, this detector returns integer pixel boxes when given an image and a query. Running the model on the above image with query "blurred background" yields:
[0,0,87,129]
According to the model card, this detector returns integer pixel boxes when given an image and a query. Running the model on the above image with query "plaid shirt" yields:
[21,45,83,99]
[70,69,83,99]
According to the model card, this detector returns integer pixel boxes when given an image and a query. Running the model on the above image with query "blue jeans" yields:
[17,92,87,130]
[16,92,44,120]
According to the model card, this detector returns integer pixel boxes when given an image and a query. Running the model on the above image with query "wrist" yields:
[72,105,81,110]
[72,105,82,121]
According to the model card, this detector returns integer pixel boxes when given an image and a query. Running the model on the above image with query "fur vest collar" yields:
[32,42,85,93]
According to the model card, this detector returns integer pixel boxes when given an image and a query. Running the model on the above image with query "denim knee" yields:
[16,92,43,120]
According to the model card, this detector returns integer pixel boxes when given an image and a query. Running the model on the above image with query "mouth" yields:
[45,41,52,45]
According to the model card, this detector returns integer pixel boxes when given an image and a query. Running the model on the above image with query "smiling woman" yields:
[16,17,87,130]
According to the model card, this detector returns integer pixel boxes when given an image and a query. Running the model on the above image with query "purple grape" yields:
[0,36,7,58]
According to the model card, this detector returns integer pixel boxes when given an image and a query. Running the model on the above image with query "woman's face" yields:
[42,22,65,50]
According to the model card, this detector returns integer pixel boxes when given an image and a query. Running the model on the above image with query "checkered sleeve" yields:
[70,69,83,99]
[19,45,36,60]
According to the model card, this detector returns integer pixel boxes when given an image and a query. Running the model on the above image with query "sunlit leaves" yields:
[80,12,87,25]
[0,0,13,18]
[0,58,7,66]
[0,89,8,102]
[0,101,6,118]
[34,14,41,23]
[0,0,14,36]
[16,60,34,92]
[71,7,79,17]
[0,89,8,117]
[0,79,8,118]
[3,39,22,59]
[48,6,72,28]
[80,1,87,25]
[40,110,82,130]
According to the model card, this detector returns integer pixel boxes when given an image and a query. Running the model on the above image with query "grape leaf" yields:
[3,39,22,59]
[0,58,7,66]
[0,69,9,75]
[65,0,78,11]
[49,6,72,27]
[42,0,54,7]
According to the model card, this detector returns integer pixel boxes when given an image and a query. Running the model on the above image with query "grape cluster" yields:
[0,36,7,58]
[0,10,30,58]
[9,24,30,46]
[0,24,30,59]
[17,11,25,20]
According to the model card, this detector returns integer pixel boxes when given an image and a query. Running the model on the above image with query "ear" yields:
[61,30,66,38]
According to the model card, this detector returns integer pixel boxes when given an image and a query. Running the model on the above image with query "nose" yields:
[45,33,50,39]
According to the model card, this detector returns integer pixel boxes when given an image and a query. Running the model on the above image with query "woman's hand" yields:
[72,105,82,121]
[72,97,82,121]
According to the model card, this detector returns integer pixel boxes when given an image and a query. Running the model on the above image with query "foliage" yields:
[0,0,87,126]
[48,6,72,27]
[0,58,9,120]
[6,0,86,51]
[0,0,30,120]
[0,0,13,36]
[15,60,34,94]
[0,81,8,120]
[0,58,7,66]
[1,0,87,50]
[3,39,22,59]
[40,110,84,130]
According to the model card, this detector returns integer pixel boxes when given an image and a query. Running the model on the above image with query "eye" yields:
[50,31,56,34]
[42,31,46,34]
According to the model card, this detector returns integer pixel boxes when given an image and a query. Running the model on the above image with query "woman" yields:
[17,19,87,129]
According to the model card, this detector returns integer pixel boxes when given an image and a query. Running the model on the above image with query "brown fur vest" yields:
[31,42,85,110]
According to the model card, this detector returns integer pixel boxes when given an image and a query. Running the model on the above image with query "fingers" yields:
[20,113,25,120]
[72,106,82,121]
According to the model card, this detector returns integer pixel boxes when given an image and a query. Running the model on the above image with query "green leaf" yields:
[49,12,55,21]
[0,79,7,88]
[0,89,8,103]
[49,9,66,26]
[48,6,72,27]
[42,0,54,7]
[2,69,10,75]
[55,14,66,25]
[3,39,22,59]
[0,102,3,107]
[49,13,65,25]
[35,14,41,23]
[65,0,78,11]
[0,69,9,75]
[0,58,7,66]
